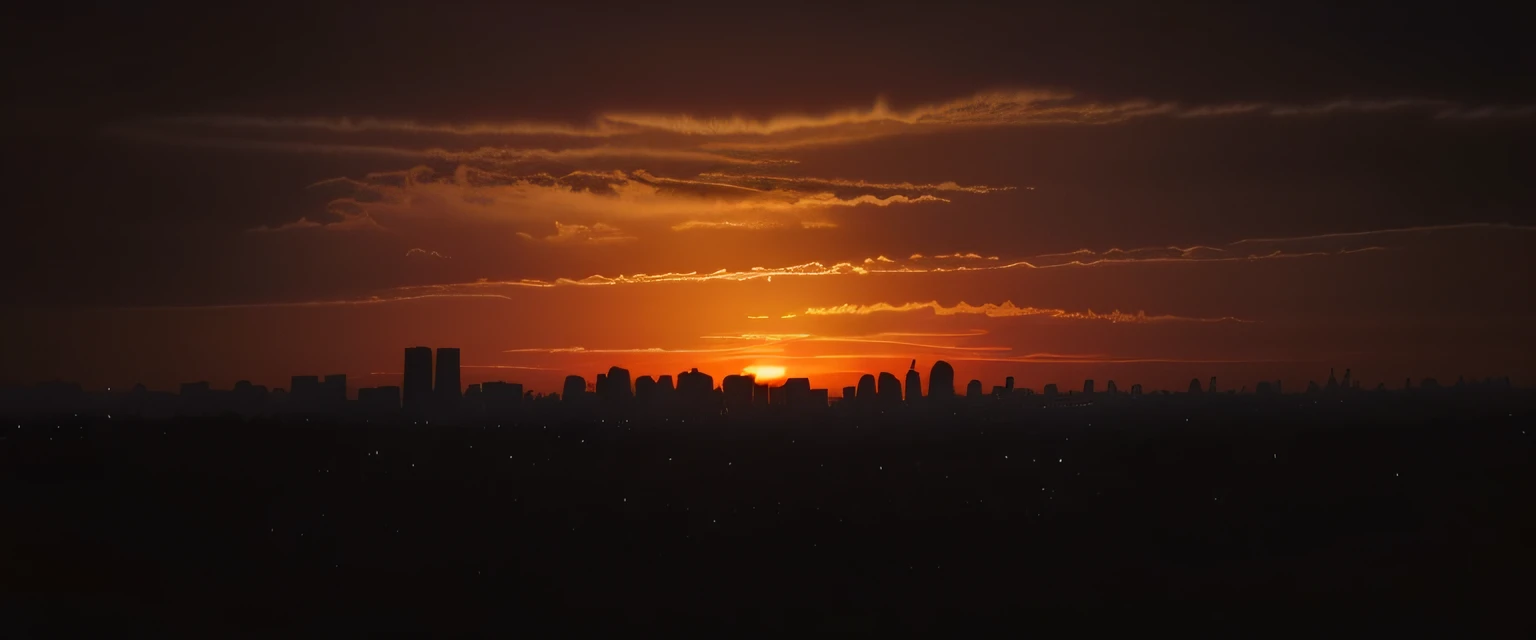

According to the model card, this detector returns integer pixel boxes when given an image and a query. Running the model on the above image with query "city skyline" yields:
[4,343,1514,414]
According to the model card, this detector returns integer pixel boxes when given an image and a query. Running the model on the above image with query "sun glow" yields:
[743,365,787,382]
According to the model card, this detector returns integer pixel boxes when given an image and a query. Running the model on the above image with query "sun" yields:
[742,365,787,382]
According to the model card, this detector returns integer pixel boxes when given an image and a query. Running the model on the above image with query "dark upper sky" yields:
[5,1,1534,393]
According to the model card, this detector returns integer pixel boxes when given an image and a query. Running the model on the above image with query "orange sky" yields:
[7,6,1536,396]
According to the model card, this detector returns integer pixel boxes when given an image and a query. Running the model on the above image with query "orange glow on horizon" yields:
[742,365,787,382]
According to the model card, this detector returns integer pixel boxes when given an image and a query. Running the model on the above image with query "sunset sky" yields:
[6,2,1535,395]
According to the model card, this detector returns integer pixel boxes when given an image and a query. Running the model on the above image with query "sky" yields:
[4,2,1535,395]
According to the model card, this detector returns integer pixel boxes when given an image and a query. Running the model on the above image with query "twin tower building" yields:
[403,346,459,419]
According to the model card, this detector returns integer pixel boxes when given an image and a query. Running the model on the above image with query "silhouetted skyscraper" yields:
[1105,380,1118,394]
[966,379,983,398]
[604,366,633,406]
[403,346,433,419]
[563,375,587,403]
[1341,369,1352,392]
[877,372,901,409]
[856,374,877,407]
[1326,368,1339,392]
[1044,383,1058,398]
[1130,383,1142,396]
[905,368,922,403]
[928,361,955,399]
[1005,376,1014,392]
[723,374,754,414]
[677,368,714,413]
[1083,379,1095,395]
[783,378,812,411]
[1189,378,1203,394]
[1208,376,1217,394]
[434,348,461,416]
[841,386,857,404]
[753,382,769,410]
[634,376,657,408]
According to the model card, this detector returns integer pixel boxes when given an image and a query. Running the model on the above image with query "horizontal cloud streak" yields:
[124,220,1523,309]
[801,301,1250,323]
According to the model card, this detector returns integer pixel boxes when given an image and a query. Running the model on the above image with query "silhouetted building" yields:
[563,375,587,404]
[403,346,433,418]
[359,386,401,413]
[482,381,522,416]
[231,380,269,415]
[905,368,922,404]
[856,374,877,408]
[1208,376,1217,394]
[1130,383,1142,396]
[841,386,857,404]
[462,383,484,415]
[1083,379,1095,395]
[1105,380,1118,394]
[809,388,829,409]
[1341,369,1352,392]
[603,366,633,407]
[928,361,955,399]
[290,375,321,412]
[634,376,657,408]
[783,378,812,411]
[1044,383,1058,398]
[753,382,769,410]
[434,348,461,416]
[877,372,901,409]
[1325,368,1339,393]
[1188,378,1203,394]
[723,375,754,414]
[677,369,714,414]
[323,374,346,410]
[1005,376,1015,393]
[655,375,676,410]
[966,379,983,398]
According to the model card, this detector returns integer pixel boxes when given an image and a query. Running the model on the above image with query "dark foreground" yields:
[4,395,1534,634]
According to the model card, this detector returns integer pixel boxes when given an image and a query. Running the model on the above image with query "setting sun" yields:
[742,365,787,382]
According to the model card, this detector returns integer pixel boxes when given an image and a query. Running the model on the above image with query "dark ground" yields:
[4,394,1534,635]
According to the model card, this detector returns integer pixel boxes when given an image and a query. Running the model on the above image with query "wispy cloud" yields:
[136,220,1524,309]
[801,301,1250,323]
[106,127,787,166]
[693,173,1016,194]
[518,221,636,244]
[116,90,1536,168]
[1228,222,1536,245]
[279,166,968,234]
